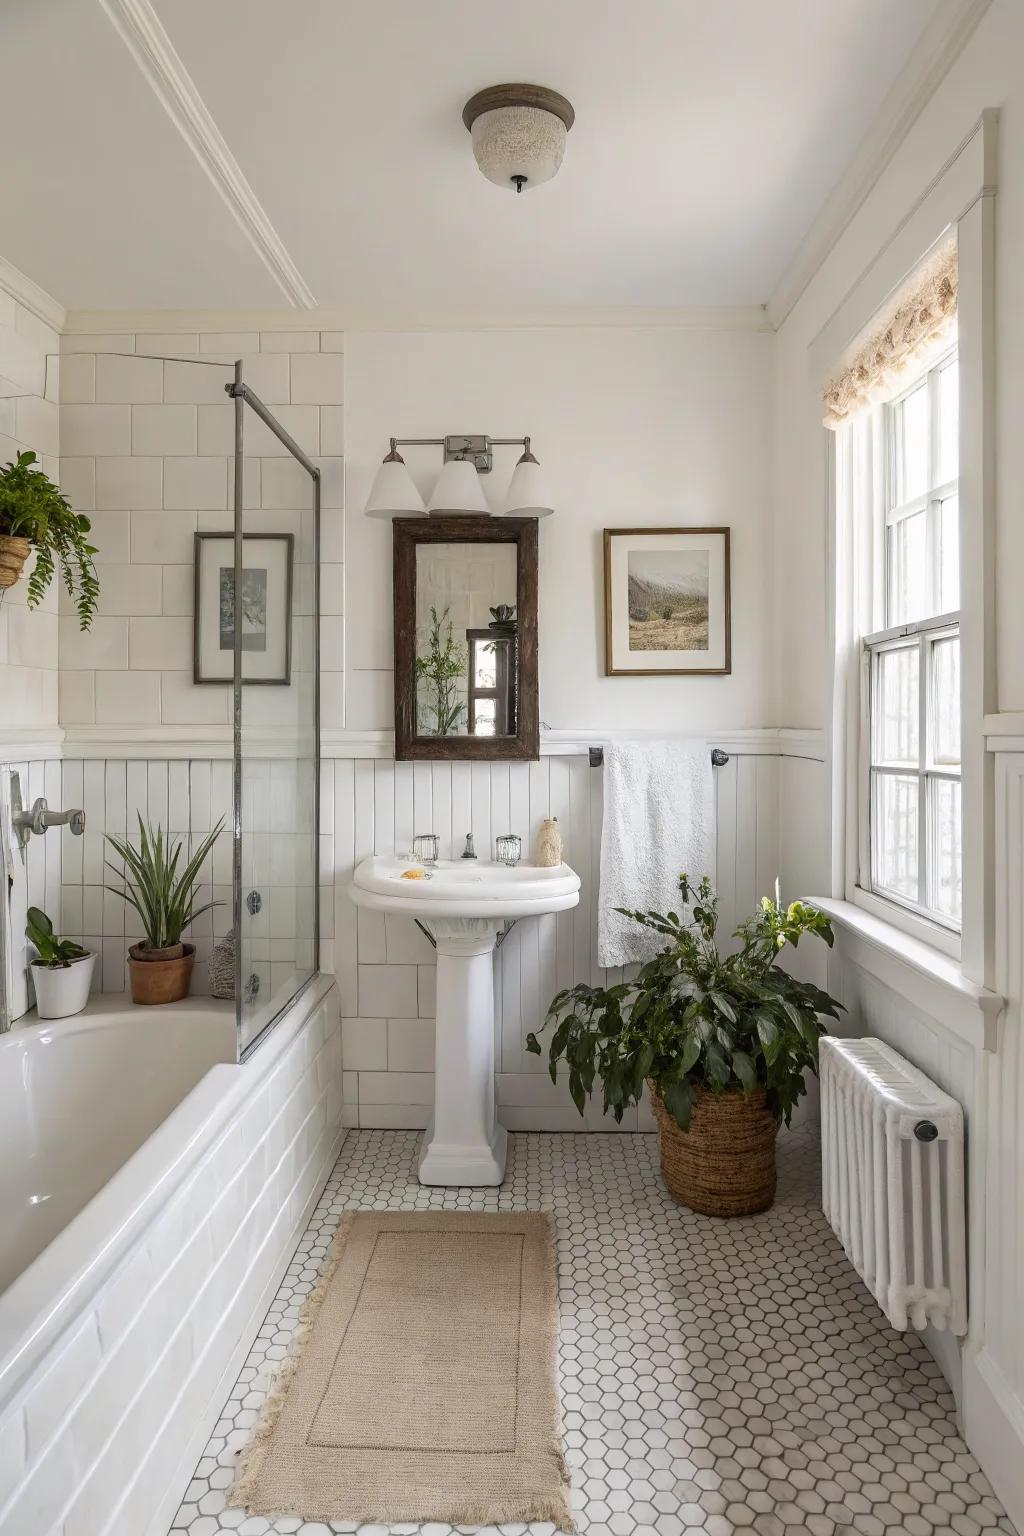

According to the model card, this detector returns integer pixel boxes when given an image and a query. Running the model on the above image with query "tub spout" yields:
[14,798,86,844]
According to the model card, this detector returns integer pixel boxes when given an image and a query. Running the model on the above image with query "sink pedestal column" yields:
[418,917,508,1187]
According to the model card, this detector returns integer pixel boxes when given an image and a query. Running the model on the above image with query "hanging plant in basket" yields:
[527,875,844,1216]
[0,451,99,628]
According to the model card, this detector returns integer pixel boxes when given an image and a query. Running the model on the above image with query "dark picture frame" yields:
[603,526,732,676]
[393,515,539,761]
[193,531,294,685]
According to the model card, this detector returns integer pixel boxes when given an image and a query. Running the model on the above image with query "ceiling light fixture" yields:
[364,434,554,519]
[462,84,575,194]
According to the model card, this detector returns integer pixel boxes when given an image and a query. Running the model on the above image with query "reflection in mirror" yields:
[414,543,518,738]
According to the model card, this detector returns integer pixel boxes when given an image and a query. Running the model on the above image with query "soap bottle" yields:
[535,816,562,868]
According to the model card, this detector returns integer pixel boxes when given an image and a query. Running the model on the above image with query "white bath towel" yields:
[597,740,715,968]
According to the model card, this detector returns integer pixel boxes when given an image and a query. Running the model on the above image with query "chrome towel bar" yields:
[588,746,729,768]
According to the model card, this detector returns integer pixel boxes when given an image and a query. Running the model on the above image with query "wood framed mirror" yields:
[393,515,539,760]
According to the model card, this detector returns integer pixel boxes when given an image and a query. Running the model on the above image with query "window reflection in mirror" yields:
[414,543,518,738]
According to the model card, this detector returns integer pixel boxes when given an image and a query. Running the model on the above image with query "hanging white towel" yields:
[597,740,715,968]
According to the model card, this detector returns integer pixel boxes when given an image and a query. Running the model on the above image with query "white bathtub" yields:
[0,974,343,1536]
[0,997,236,1295]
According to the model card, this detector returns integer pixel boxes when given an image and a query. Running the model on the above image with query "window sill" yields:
[810,896,1002,1053]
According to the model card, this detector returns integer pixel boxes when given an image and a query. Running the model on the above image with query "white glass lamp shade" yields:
[504,453,554,517]
[472,106,567,192]
[364,455,426,518]
[426,457,491,516]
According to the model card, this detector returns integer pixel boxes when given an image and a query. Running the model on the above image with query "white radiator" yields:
[820,1036,967,1335]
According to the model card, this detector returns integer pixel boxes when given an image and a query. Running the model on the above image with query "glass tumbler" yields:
[495,834,522,867]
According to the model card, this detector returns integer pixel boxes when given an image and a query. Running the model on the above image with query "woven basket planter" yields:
[649,1082,778,1216]
[0,535,30,590]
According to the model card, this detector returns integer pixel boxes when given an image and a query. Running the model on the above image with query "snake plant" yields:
[104,815,224,950]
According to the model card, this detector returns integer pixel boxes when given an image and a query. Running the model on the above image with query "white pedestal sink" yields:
[349,856,580,1185]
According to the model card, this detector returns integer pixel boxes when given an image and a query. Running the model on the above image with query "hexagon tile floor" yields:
[169,1126,1016,1536]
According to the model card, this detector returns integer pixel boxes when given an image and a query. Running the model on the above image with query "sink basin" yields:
[350,856,581,918]
[349,855,581,1186]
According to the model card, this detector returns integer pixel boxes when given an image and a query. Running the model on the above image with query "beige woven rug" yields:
[229,1210,573,1530]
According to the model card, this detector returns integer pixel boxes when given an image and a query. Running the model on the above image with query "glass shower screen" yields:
[229,368,321,1057]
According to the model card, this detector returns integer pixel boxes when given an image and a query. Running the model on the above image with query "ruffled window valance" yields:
[823,239,958,429]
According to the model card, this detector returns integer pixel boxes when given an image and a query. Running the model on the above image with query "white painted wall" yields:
[0,281,60,728]
[344,326,774,732]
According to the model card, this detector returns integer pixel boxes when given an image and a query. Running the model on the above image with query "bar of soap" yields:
[400,868,427,880]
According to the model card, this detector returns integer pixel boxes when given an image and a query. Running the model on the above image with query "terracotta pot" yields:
[128,941,195,1005]
[649,1082,778,1217]
[0,535,31,589]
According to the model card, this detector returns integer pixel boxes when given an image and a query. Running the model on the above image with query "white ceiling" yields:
[1,0,945,315]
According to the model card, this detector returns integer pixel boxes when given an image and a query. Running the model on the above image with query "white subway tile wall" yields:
[0,297,61,727]
[55,332,344,728]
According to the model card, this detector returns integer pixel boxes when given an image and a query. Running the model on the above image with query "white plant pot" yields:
[31,953,96,1019]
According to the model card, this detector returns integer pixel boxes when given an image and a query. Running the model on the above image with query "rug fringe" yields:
[227,1210,357,1512]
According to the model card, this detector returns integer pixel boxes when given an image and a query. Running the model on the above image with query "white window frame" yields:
[823,115,997,990]
[852,349,962,957]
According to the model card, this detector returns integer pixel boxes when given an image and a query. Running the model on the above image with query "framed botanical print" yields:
[604,526,731,676]
[193,532,294,685]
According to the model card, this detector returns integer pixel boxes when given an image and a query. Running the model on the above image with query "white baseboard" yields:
[963,1345,1024,1532]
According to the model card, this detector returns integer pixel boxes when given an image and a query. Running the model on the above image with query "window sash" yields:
[862,620,961,932]
[883,346,959,629]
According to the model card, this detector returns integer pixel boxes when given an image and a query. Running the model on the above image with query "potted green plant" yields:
[415,605,467,736]
[527,875,844,1216]
[25,907,96,1019]
[0,451,99,628]
[104,816,224,1005]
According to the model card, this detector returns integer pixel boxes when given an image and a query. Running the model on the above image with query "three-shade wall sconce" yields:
[365,433,553,519]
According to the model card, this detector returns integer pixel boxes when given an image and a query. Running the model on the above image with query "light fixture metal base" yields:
[444,434,493,473]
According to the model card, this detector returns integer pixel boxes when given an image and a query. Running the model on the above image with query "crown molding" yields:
[62,303,772,336]
[0,256,67,334]
[767,0,993,330]
[99,0,316,310]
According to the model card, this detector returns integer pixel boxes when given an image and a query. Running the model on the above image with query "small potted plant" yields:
[105,816,223,1005]
[0,451,99,628]
[25,907,96,1019]
[415,605,468,736]
[527,875,844,1216]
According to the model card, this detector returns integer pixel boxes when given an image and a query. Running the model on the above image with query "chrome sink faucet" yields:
[461,832,477,859]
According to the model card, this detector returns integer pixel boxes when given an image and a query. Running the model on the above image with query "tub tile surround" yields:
[0,980,343,1536]
[55,330,344,732]
[168,1125,1014,1536]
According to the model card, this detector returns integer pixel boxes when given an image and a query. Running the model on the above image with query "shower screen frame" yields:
[228,364,321,1061]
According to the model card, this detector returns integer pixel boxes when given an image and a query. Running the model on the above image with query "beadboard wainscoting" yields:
[3,755,324,1023]
[329,748,783,1132]
[5,746,785,1130]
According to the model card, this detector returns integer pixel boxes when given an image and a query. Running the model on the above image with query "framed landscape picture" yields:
[603,527,731,676]
[193,532,294,685]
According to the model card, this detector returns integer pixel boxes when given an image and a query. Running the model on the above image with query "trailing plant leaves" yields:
[0,452,99,628]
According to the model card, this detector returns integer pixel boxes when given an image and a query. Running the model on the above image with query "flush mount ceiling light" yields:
[462,84,575,194]
[364,434,554,519]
